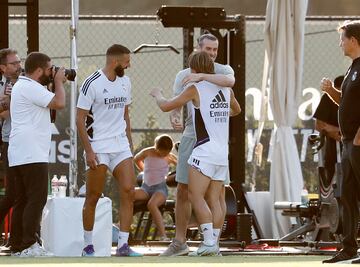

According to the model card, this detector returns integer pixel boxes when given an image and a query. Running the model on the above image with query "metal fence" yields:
[6,15,358,193]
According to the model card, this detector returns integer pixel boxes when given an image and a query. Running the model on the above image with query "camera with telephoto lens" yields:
[53,65,76,81]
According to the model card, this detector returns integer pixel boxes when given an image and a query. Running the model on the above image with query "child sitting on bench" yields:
[134,134,177,240]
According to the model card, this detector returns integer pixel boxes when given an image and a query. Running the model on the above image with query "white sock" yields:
[84,230,93,246]
[213,228,221,243]
[118,231,129,249]
[200,223,215,246]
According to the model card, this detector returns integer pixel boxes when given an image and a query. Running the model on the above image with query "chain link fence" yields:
[5,15,355,195]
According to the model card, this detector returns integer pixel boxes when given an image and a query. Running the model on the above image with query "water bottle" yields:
[58,175,68,198]
[51,175,59,198]
[301,188,309,205]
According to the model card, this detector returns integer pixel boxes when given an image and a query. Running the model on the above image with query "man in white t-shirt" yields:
[161,33,235,256]
[8,52,66,256]
[76,44,141,257]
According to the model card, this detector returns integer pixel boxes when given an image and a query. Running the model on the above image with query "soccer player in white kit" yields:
[150,51,241,256]
[76,44,141,257]
[162,33,235,257]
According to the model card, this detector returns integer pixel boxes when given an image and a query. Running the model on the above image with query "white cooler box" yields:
[41,197,112,257]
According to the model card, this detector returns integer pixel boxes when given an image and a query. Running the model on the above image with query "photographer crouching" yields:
[8,52,67,256]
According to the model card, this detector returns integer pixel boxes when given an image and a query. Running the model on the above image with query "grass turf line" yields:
[0,255,331,266]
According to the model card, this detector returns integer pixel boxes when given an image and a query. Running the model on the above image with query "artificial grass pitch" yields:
[0,255,333,266]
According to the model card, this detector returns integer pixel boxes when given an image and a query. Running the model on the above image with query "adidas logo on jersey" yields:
[210,90,228,109]
[103,88,108,94]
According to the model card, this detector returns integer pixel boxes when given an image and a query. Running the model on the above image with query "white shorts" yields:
[85,136,133,173]
[91,134,130,153]
[188,156,228,182]
[103,151,132,172]
[85,150,133,173]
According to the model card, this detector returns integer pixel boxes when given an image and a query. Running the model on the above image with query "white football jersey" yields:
[190,81,230,166]
[173,63,234,138]
[77,69,132,141]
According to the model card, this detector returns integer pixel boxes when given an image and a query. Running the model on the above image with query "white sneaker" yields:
[189,242,219,256]
[20,242,53,257]
[160,239,189,256]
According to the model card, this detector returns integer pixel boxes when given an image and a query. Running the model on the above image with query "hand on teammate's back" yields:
[182,73,202,86]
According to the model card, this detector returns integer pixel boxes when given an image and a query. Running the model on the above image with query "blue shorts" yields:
[141,181,168,197]
[175,135,196,185]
